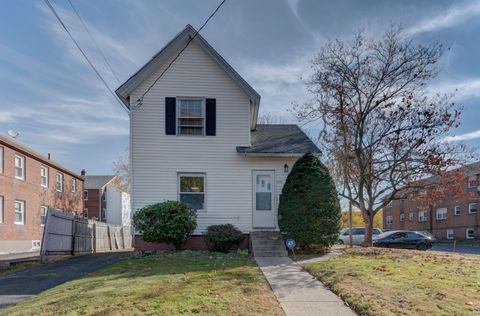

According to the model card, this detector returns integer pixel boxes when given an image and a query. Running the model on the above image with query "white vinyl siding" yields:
[41,166,48,187]
[15,154,25,180]
[14,200,25,225]
[129,41,297,233]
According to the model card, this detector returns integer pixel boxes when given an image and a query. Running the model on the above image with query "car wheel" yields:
[417,243,428,251]
[337,239,344,245]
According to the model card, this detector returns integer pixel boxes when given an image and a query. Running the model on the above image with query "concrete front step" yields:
[251,231,287,257]
[254,250,288,257]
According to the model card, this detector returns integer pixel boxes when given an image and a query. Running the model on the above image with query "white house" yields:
[116,25,320,249]
[84,175,131,227]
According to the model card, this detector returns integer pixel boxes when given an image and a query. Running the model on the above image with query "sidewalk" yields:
[255,256,356,316]
[0,251,40,264]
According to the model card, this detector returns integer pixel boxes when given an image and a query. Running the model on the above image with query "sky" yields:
[1,0,480,174]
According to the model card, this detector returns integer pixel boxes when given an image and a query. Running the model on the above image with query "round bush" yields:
[278,153,341,250]
[204,224,245,253]
[132,200,197,249]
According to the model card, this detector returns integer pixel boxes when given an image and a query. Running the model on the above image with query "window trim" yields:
[446,229,454,240]
[436,207,448,220]
[55,173,63,192]
[14,200,25,225]
[176,97,205,136]
[468,203,477,214]
[40,165,49,188]
[454,205,461,216]
[40,205,48,226]
[177,173,206,212]
[466,228,475,240]
[14,154,25,180]
[0,146,3,174]
[386,215,393,225]
[418,211,427,222]
[0,195,3,224]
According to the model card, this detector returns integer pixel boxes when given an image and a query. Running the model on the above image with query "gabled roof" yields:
[236,124,321,157]
[115,24,261,113]
[84,175,115,189]
[0,132,83,180]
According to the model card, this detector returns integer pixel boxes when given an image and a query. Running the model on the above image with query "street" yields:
[431,244,480,255]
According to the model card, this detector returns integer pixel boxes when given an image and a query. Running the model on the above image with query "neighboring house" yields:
[84,175,131,226]
[115,25,320,250]
[0,133,84,253]
[383,162,480,241]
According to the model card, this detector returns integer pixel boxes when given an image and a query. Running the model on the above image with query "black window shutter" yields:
[205,98,216,136]
[165,97,176,135]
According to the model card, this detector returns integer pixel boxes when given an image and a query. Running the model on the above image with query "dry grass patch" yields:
[3,251,284,316]
[305,248,480,316]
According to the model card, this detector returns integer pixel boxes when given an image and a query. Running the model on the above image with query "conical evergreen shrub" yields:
[279,153,341,249]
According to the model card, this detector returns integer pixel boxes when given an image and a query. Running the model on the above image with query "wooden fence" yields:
[40,208,132,257]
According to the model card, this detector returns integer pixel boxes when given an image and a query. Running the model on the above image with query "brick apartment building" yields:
[0,133,84,253]
[383,163,480,241]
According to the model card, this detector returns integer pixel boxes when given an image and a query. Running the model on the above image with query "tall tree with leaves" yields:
[292,26,466,246]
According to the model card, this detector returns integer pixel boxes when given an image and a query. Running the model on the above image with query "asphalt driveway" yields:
[0,252,131,309]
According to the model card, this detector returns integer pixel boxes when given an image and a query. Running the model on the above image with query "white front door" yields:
[252,170,276,229]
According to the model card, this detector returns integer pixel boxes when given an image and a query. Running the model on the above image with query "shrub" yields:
[204,224,245,253]
[278,153,341,250]
[132,200,197,249]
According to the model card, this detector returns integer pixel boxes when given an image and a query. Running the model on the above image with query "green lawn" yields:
[305,248,480,316]
[3,251,284,316]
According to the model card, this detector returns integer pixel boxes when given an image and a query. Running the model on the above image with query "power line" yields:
[136,0,227,107]
[43,0,129,114]
[67,0,121,84]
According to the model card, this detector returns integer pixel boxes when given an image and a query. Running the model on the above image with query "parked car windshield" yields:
[373,229,382,235]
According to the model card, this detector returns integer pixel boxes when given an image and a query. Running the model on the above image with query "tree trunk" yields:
[348,200,353,247]
[363,213,374,247]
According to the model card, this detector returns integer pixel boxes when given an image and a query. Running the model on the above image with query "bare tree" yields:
[292,26,467,246]
[258,111,287,124]
[112,147,130,192]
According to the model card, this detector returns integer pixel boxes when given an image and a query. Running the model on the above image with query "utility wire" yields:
[67,0,121,84]
[136,0,227,107]
[43,0,129,114]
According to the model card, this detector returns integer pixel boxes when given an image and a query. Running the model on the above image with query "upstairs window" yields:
[386,215,393,225]
[40,166,49,187]
[178,173,205,211]
[15,154,25,180]
[84,190,88,200]
[56,173,63,192]
[418,211,427,222]
[454,205,461,216]
[468,203,477,214]
[71,178,76,192]
[0,146,3,173]
[400,213,405,222]
[436,208,447,220]
[177,99,204,136]
[467,176,477,189]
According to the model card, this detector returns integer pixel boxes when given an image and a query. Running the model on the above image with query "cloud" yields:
[405,1,480,36]
[429,78,480,101]
[444,130,480,142]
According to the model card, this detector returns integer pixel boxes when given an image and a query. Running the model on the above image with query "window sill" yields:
[14,222,24,225]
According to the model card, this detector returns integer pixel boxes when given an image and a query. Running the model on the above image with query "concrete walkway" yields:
[0,252,131,309]
[256,256,356,316]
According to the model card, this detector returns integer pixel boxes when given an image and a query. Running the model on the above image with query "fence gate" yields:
[41,208,132,257]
